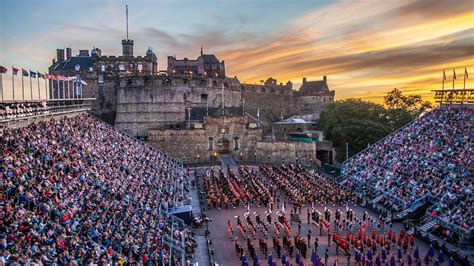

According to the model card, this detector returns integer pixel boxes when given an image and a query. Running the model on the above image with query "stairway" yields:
[419,219,437,232]
[370,195,384,204]
[219,154,237,168]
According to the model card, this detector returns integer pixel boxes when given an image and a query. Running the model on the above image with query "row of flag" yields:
[0,65,87,84]
[443,68,468,80]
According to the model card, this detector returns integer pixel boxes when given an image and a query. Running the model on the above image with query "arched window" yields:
[224,82,229,88]
[201,94,208,103]
[208,137,214,151]
[213,80,218,87]
[234,137,240,150]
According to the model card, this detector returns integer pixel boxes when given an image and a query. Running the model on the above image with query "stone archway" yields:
[217,138,231,154]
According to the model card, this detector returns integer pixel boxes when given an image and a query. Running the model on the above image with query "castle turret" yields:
[122,5,134,57]
[122,39,134,57]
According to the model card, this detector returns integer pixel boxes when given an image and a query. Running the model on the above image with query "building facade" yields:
[48,37,335,164]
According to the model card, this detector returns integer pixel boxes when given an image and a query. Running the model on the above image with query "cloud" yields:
[215,0,474,102]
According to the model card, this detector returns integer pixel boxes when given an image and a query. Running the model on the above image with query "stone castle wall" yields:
[115,76,243,136]
[147,116,262,162]
[256,141,322,167]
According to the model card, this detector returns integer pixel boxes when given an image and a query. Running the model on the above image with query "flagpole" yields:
[37,73,40,100]
[12,69,15,101]
[62,80,65,99]
[221,83,224,116]
[452,69,455,90]
[56,80,60,99]
[462,68,467,105]
[67,81,70,99]
[29,70,33,100]
[0,73,3,102]
[21,69,25,100]
[44,77,47,100]
[80,83,83,98]
[440,70,445,107]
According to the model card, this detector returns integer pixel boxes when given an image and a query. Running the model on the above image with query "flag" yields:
[12,67,19,75]
[29,70,37,78]
[453,69,456,80]
[48,75,58,81]
[443,70,446,80]
[0,66,7,73]
[465,68,469,79]
[22,69,29,77]
[38,73,45,79]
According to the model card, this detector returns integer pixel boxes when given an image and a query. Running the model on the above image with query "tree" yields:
[384,88,432,114]
[318,98,391,161]
[320,89,432,163]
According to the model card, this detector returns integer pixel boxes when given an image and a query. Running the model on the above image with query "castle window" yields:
[98,84,104,97]
[208,137,214,151]
[183,79,188,84]
[138,64,143,72]
[101,65,105,72]
[183,93,187,101]
[234,137,240,150]
[213,80,218,87]
[224,82,229,88]
[119,64,124,71]
[201,94,208,102]
[98,74,104,84]
[127,79,132,86]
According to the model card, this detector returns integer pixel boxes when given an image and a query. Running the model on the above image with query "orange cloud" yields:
[217,0,474,103]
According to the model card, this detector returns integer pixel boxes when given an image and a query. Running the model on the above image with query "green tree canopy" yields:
[318,98,391,161]
[384,88,432,114]
[319,89,432,162]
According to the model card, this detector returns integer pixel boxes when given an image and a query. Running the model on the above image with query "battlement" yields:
[118,75,241,90]
[241,83,294,95]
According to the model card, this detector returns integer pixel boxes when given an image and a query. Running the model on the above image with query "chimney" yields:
[56,49,65,63]
[323,76,327,83]
[66,47,72,60]
[303,77,307,84]
[79,49,89,56]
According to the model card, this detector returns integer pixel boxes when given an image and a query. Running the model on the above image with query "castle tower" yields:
[122,5,134,57]
[122,39,134,57]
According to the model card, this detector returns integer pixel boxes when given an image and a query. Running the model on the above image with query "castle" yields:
[49,36,335,165]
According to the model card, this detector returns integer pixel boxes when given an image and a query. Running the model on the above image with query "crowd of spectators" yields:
[343,107,472,232]
[1,115,195,264]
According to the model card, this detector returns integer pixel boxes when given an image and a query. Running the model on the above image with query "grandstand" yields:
[1,107,195,264]
[1,95,472,265]
[342,106,473,262]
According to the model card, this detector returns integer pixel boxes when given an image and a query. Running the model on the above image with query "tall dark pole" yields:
[126,5,129,39]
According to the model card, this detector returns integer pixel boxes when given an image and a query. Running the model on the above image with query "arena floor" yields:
[192,165,449,266]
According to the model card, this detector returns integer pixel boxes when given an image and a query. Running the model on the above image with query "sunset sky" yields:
[0,0,473,102]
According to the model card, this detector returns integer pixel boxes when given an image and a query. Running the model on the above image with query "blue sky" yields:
[0,0,330,69]
[1,0,473,102]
